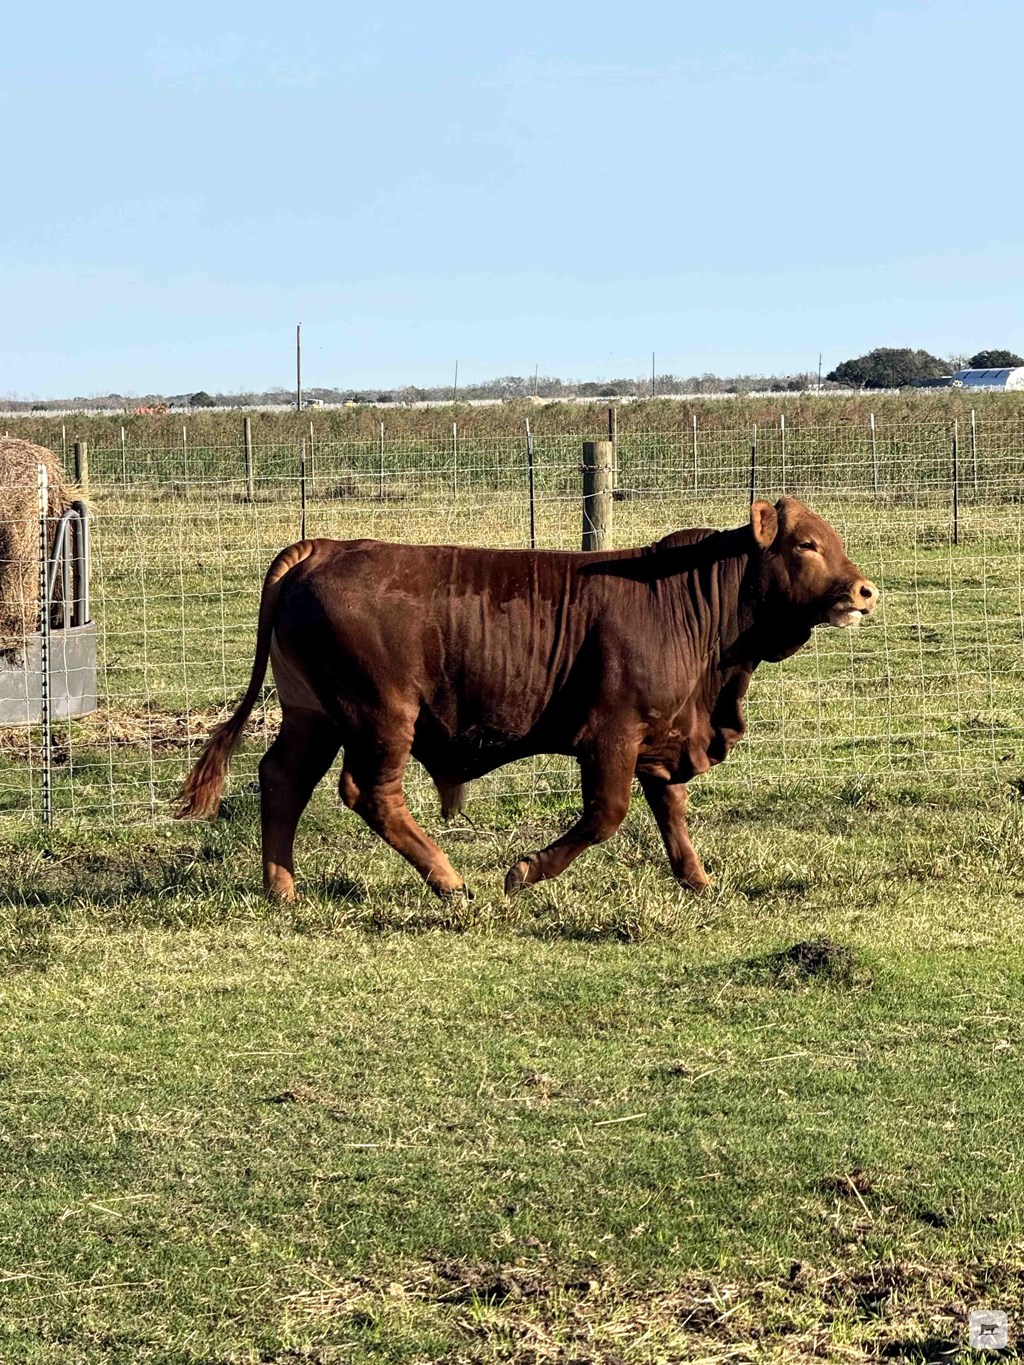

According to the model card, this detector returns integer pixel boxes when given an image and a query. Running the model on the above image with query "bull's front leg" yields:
[637,772,710,891]
[504,742,638,895]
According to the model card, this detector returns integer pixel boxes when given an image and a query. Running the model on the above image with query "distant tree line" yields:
[965,349,1024,370]
[12,347,1023,413]
[184,371,827,405]
[14,370,832,413]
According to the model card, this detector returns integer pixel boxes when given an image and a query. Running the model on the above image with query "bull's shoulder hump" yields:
[654,527,724,550]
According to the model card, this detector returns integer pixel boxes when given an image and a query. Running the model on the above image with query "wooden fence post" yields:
[37,464,52,827]
[73,441,89,497]
[582,440,614,551]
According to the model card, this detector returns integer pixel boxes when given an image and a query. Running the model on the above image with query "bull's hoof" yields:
[504,857,534,898]
[436,883,474,904]
[265,885,298,904]
[675,872,712,893]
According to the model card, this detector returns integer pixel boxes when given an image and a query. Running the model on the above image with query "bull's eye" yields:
[797,541,819,552]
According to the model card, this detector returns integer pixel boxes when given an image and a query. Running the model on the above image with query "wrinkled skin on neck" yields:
[641,497,879,780]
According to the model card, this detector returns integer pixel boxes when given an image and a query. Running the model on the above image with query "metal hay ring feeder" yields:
[0,480,97,728]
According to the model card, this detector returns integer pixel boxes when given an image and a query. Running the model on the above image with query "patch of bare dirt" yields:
[821,1168,875,1198]
[285,1254,1024,1363]
[742,938,869,989]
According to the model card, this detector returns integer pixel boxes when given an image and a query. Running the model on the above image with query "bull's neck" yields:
[657,529,761,667]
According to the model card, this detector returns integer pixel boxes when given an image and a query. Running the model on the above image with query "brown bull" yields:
[176,497,878,899]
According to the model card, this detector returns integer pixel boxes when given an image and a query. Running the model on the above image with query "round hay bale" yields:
[0,438,75,661]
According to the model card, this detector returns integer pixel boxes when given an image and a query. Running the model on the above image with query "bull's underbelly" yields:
[411,701,572,783]
[411,703,747,787]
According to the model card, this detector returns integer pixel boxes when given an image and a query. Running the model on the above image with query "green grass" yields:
[2,780,1024,1361]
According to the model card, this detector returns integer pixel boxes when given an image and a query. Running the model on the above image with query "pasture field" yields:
[3,785,1024,1362]
[2,426,1024,1361]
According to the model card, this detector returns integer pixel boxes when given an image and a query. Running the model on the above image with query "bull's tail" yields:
[175,540,316,820]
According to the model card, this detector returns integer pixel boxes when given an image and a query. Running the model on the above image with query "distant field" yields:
[4,387,1023,455]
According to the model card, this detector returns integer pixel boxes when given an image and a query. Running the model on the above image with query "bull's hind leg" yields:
[339,741,468,899]
[638,774,710,891]
[260,709,343,901]
[504,744,637,895]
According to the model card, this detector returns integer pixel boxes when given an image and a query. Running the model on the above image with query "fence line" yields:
[54,414,1024,506]
[0,415,1022,827]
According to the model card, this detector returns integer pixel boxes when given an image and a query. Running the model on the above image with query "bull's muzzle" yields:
[829,576,879,628]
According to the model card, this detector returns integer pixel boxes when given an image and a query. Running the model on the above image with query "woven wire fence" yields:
[1,414,1022,827]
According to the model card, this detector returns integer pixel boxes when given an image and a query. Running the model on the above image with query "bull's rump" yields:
[269,539,639,774]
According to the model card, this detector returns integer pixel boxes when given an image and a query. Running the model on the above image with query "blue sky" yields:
[3,0,1021,396]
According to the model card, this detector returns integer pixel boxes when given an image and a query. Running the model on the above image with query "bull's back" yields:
[272,538,638,747]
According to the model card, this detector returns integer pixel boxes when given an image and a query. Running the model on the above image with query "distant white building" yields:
[951,367,1024,391]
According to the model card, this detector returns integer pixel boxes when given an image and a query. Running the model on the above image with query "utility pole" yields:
[651,351,656,398]
[817,352,822,393]
[452,359,459,403]
[296,323,302,410]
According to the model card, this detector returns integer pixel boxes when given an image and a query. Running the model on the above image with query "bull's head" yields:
[749,497,878,658]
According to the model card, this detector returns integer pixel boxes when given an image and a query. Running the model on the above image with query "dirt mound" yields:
[743,938,864,988]
[0,438,74,660]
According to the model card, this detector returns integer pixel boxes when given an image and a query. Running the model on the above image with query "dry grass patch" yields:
[285,1255,1024,1362]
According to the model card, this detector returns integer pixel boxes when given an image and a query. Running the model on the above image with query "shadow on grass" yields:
[307,874,366,904]
[740,938,863,987]
[0,907,54,973]
[877,1337,960,1362]
[0,824,265,926]
[365,897,481,936]
[521,914,644,944]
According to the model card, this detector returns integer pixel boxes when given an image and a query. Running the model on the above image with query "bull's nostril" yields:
[859,583,875,600]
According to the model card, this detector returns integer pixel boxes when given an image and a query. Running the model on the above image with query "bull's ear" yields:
[750,500,778,547]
